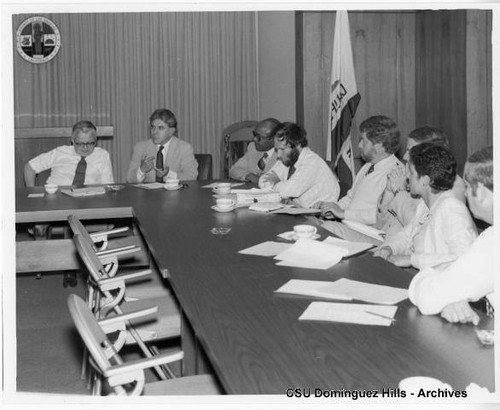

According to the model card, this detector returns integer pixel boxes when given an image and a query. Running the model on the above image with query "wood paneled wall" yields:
[298,11,416,162]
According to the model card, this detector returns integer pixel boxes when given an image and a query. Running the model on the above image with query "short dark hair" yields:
[274,122,308,148]
[150,109,178,131]
[72,120,97,139]
[408,126,449,147]
[465,146,493,192]
[259,118,281,138]
[359,115,400,154]
[409,142,456,192]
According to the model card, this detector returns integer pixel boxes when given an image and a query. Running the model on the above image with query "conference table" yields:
[15,182,495,395]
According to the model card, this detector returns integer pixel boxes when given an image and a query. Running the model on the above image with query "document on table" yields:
[202,182,245,189]
[239,241,292,257]
[61,187,106,197]
[342,220,386,242]
[270,207,322,215]
[27,193,45,198]
[248,202,284,213]
[133,183,165,190]
[274,238,349,270]
[299,302,397,326]
[275,279,352,301]
[325,278,408,304]
[322,237,375,258]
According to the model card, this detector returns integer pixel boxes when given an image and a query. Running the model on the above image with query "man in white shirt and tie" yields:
[126,108,198,183]
[229,118,280,184]
[316,115,403,226]
[258,122,340,208]
[24,120,114,187]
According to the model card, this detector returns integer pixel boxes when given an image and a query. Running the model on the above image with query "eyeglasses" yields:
[74,141,96,148]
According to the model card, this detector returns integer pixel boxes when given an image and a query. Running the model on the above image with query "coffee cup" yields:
[44,183,59,194]
[216,198,236,209]
[165,178,180,188]
[214,182,231,194]
[293,224,317,239]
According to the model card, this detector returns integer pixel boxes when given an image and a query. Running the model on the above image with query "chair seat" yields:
[114,296,181,343]
[143,374,221,395]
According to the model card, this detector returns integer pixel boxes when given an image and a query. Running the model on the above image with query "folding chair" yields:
[68,293,221,395]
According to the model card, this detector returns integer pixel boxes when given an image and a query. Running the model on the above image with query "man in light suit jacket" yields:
[126,109,198,183]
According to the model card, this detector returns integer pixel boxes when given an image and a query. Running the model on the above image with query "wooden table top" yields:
[15,183,495,394]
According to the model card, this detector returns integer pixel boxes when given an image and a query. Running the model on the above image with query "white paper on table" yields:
[342,220,386,241]
[28,193,45,198]
[274,279,352,301]
[270,207,322,215]
[299,301,397,326]
[323,237,375,258]
[274,238,349,270]
[325,278,408,305]
[248,202,284,213]
[133,183,165,190]
[202,182,245,188]
[238,241,292,257]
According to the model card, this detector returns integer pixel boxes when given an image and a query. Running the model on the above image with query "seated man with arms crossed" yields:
[126,108,198,183]
[229,118,280,184]
[375,143,477,270]
[258,122,340,208]
[376,126,466,235]
[408,146,494,325]
[24,120,114,187]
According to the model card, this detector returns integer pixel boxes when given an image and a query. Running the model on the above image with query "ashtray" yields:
[210,227,232,236]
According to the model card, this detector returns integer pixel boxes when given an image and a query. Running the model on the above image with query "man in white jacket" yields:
[408,146,494,325]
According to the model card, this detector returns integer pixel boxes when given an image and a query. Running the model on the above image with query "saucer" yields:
[211,205,235,213]
[278,231,320,241]
[165,184,182,191]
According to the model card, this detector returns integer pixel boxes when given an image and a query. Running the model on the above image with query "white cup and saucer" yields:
[164,178,181,191]
[212,182,232,195]
[44,183,59,194]
[278,224,320,241]
[212,197,236,212]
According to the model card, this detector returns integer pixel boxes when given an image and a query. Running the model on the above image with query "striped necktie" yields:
[257,152,268,171]
[72,156,87,186]
[156,145,164,182]
[287,165,296,180]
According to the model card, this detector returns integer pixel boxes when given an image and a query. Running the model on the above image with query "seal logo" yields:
[16,17,61,64]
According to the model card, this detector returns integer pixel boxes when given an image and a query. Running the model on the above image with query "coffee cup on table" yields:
[293,224,317,239]
[165,178,180,188]
[213,182,231,194]
[44,183,58,194]
[216,197,236,210]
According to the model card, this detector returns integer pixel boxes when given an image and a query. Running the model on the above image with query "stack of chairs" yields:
[68,215,183,394]
[67,294,221,395]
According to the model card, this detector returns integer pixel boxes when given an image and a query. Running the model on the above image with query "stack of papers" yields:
[248,202,284,213]
[342,220,386,242]
[238,241,292,257]
[232,188,282,206]
[270,207,322,215]
[322,237,374,258]
[299,302,397,326]
[202,182,245,189]
[133,183,165,190]
[276,278,407,304]
[61,187,106,197]
[274,238,349,269]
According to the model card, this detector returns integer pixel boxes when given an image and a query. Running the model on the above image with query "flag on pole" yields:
[327,10,360,187]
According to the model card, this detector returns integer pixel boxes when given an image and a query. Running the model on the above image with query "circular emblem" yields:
[16,17,61,64]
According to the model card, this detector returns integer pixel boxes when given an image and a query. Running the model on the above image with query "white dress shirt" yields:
[229,143,277,181]
[258,147,340,208]
[136,139,175,181]
[383,191,477,270]
[409,227,494,314]
[337,154,403,225]
[29,145,114,185]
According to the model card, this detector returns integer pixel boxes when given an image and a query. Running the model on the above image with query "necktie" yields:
[156,145,164,183]
[287,165,296,180]
[72,156,87,186]
[257,152,269,171]
[365,164,375,176]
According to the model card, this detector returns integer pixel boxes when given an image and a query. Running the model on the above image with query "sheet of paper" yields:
[299,302,397,326]
[60,187,106,197]
[28,193,45,198]
[270,207,322,215]
[275,279,352,300]
[342,220,385,241]
[133,183,165,190]
[322,237,374,258]
[239,241,292,257]
[248,202,284,213]
[202,182,245,188]
[274,238,348,270]
[323,278,408,305]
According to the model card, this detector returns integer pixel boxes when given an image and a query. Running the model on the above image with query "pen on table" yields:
[364,310,397,322]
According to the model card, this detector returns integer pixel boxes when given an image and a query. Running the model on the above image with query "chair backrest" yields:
[194,154,213,180]
[73,233,106,282]
[67,294,123,380]
[220,120,258,178]
[68,215,98,251]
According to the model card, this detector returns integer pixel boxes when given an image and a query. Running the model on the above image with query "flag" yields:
[327,10,360,187]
